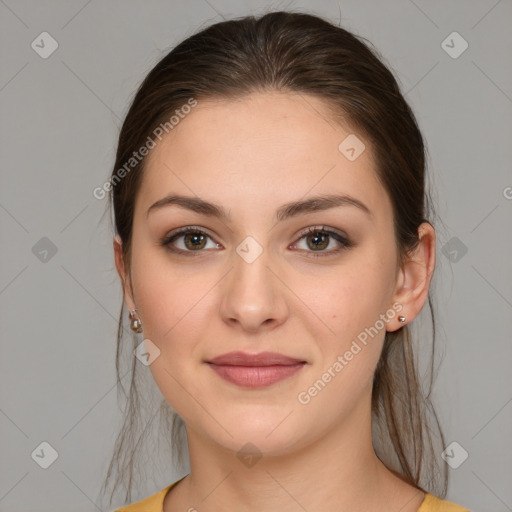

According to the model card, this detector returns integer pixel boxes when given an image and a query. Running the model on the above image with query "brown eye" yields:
[161,227,221,255]
[305,231,329,251]
[183,231,207,250]
[293,226,352,258]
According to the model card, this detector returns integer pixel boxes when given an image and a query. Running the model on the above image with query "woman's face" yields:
[117,91,407,456]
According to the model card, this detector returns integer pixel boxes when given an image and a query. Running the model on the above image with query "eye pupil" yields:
[307,231,328,250]
[185,232,206,250]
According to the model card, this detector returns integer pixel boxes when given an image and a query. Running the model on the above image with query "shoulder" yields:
[418,492,472,512]
[112,482,176,512]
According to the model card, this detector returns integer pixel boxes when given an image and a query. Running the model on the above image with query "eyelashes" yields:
[293,226,352,256]
[161,226,219,255]
[160,225,353,258]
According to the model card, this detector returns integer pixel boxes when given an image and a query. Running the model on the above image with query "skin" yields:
[114,91,436,512]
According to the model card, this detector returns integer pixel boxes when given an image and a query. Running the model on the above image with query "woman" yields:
[103,10,470,511]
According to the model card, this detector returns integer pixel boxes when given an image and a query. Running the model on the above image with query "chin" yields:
[198,409,312,459]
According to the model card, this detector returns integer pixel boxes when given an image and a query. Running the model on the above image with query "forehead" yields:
[137,91,390,223]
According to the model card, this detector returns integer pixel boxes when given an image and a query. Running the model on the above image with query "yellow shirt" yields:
[114,477,471,511]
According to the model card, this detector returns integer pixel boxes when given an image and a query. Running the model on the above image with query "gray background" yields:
[1,0,511,510]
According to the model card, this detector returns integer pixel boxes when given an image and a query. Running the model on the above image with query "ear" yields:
[113,234,136,310]
[387,222,436,332]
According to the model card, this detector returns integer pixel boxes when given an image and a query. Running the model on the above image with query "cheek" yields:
[129,238,206,332]
[300,260,393,337]
[293,270,392,416]
[134,269,211,350]
[133,270,210,420]
[294,255,395,398]
[129,249,219,394]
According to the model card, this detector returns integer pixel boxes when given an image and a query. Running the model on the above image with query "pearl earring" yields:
[129,309,143,333]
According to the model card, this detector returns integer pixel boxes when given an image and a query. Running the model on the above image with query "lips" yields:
[206,351,307,388]
[207,351,306,366]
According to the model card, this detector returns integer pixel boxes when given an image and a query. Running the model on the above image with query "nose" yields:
[218,245,289,333]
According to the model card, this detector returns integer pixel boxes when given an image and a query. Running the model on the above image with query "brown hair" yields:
[101,9,448,505]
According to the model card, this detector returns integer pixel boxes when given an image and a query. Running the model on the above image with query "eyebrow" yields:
[146,193,372,222]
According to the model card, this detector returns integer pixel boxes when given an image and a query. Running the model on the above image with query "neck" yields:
[167,391,425,512]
